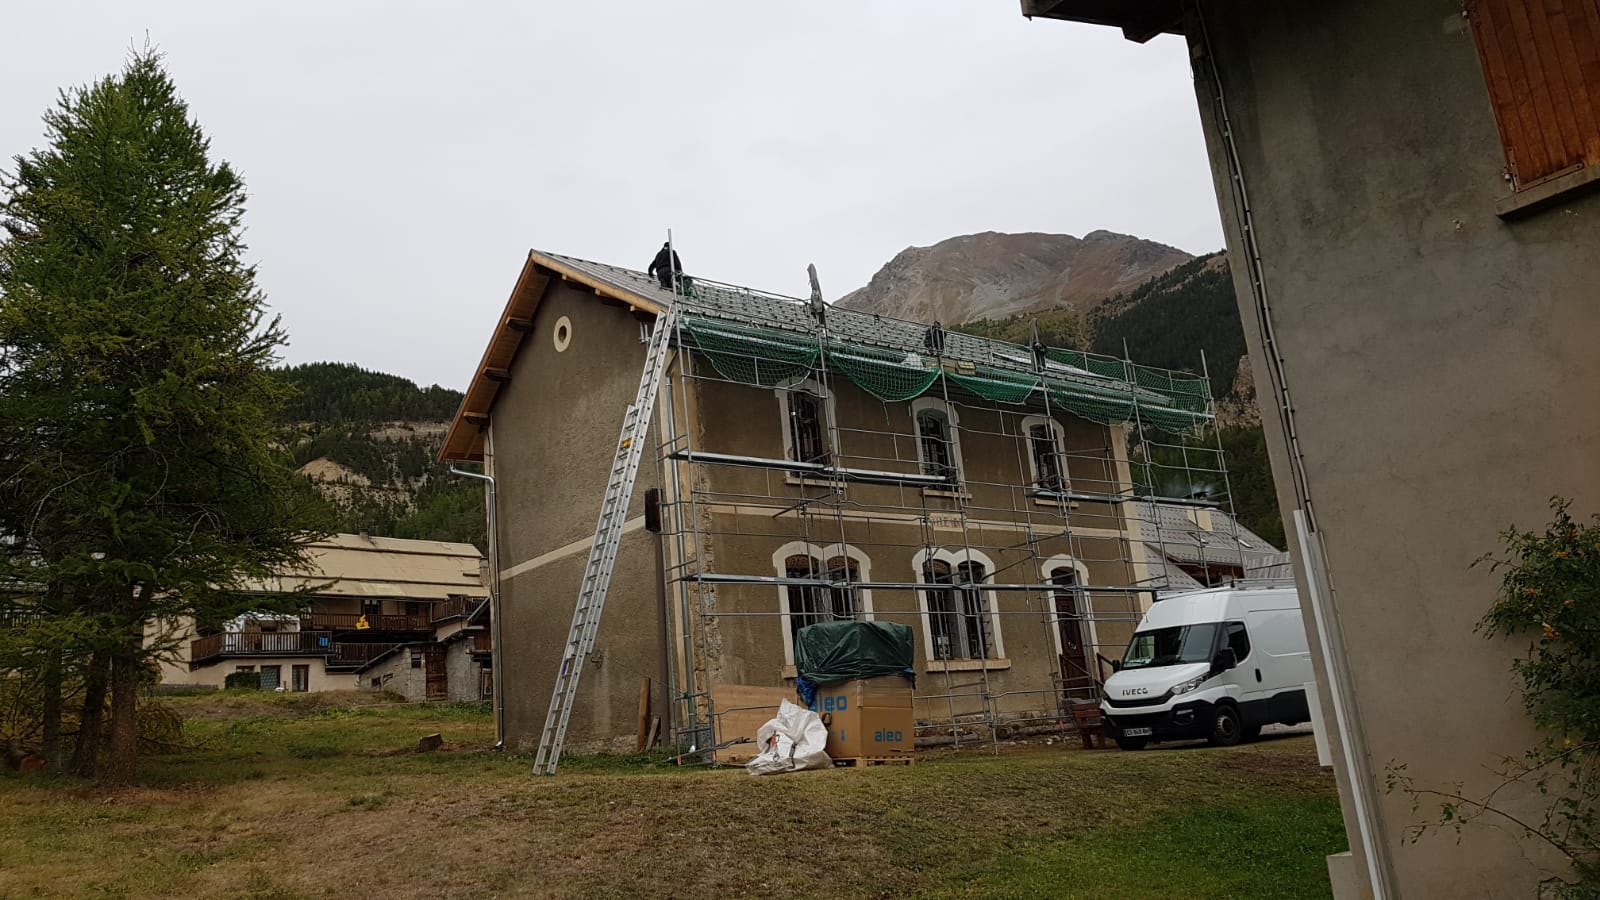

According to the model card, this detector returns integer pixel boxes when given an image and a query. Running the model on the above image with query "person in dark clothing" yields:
[648,243,682,290]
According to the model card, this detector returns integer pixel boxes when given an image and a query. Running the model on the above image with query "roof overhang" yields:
[438,250,668,463]
[1019,0,1183,43]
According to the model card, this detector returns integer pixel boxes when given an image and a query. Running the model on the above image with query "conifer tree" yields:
[0,50,322,782]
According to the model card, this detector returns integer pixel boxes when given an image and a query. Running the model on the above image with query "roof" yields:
[441,250,1212,462]
[1019,0,1182,42]
[245,533,486,602]
[1139,501,1282,590]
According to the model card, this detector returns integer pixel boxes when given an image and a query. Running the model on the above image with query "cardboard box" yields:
[808,676,914,759]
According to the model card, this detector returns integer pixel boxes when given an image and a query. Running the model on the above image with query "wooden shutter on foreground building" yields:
[1467,0,1600,189]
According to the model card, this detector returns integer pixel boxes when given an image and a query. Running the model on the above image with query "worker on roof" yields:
[648,242,683,291]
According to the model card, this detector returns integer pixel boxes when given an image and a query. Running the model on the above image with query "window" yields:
[780,381,831,465]
[362,599,383,617]
[1225,622,1251,664]
[911,398,962,484]
[1468,0,1600,193]
[774,542,874,665]
[1050,564,1096,689]
[923,559,997,660]
[235,665,255,673]
[260,665,282,691]
[1023,417,1067,492]
[291,665,310,693]
[784,554,862,648]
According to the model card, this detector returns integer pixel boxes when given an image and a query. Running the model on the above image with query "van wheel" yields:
[1208,705,1243,747]
[1115,736,1148,751]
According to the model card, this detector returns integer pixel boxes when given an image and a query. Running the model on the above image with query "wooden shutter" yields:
[1468,0,1600,189]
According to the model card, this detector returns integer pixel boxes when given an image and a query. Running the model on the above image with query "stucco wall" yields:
[1191,1,1600,894]
[187,658,357,692]
[488,281,667,752]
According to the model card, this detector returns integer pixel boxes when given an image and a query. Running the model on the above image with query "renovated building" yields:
[1023,1,1600,896]
[440,250,1233,755]
[155,533,491,700]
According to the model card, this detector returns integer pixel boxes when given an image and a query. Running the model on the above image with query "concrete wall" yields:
[1190,1,1600,893]
[445,638,484,701]
[488,281,667,752]
[187,658,357,692]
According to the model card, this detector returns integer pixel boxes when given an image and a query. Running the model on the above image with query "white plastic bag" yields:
[745,699,831,775]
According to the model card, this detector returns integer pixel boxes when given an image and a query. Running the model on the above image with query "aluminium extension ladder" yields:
[532,304,679,775]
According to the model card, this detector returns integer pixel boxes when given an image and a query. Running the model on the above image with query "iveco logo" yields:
[1125,687,1149,696]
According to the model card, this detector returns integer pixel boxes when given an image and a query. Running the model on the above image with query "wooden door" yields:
[424,645,448,700]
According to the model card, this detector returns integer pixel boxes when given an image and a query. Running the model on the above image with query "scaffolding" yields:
[594,257,1256,756]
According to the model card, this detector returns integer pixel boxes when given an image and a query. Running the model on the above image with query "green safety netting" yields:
[678,316,1211,434]
[1045,348,1131,382]
[683,318,819,386]
[946,366,1040,404]
[824,343,940,402]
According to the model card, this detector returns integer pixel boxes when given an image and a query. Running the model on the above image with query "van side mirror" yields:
[1214,648,1237,671]
[1111,659,1123,672]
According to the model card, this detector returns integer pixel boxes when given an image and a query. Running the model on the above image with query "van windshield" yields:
[1121,624,1219,670]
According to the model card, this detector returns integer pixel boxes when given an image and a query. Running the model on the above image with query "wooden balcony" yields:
[303,612,432,633]
[430,596,484,623]
[327,641,402,668]
[190,631,334,661]
[471,631,492,654]
[190,632,403,670]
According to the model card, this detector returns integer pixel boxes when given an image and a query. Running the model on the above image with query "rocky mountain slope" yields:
[274,363,484,549]
[834,230,1193,325]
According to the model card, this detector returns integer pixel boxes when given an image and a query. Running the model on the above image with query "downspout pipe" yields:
[449,464,504,749]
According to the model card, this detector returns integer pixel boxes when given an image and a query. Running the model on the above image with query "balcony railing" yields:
[303,612,432,632]
[190,632,403,670]
[327,641,401,668]
[430,596,485,623]
[190,631,334,661]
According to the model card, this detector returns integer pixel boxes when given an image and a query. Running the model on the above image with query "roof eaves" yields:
[1020,0,1183,42]
[438,251,668,464]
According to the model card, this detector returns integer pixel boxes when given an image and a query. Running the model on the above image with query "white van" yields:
[1100,582,1312,750]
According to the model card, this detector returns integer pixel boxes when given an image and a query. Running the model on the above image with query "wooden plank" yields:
[645,715,661,750]
[1546,0,1600,159]
[1507,0,1569,179]
[1471,0,1527,182]
[635,677,651,752]
[1526,0,1586,165]
[1561,0,1600,159]
[712,682,798,762]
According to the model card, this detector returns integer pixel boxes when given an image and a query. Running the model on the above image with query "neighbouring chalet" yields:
[441,250,1247,755]
[155,534,491,701]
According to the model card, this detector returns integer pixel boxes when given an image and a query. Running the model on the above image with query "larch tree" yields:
[0,50,322,783]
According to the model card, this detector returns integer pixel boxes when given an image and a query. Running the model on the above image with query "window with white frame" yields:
[779,546,868,658]
[911,398,961,484]
[922,558,997,660]
[778,379,831,466]
[1048,560,1096,690]
[1022,416,1067,493]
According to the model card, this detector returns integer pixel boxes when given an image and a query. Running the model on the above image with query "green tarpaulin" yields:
[794,621,914,685]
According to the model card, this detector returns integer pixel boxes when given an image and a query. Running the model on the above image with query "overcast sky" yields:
[2,2,1221,391]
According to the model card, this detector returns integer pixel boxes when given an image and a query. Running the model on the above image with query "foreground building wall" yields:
[1187,1,1600,894]
[488,280,668,752]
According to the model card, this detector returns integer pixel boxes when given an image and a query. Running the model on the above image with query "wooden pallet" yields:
[833,755,914,767]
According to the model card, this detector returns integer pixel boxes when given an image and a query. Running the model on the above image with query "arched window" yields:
[1022,416,1067,493]
[1050,563,1096,692]
[921,557,997,660]
[911,397,963,485]
[774,547,864,650]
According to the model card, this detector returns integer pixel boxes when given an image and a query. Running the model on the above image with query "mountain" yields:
[852,234,1282,549]
[274,363,485,549]
[834,230,1193,325]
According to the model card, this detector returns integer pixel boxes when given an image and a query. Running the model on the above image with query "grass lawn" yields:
[0,692,1344,899]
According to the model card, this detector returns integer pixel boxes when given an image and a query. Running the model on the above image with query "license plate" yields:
[1123,727,1153,737]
